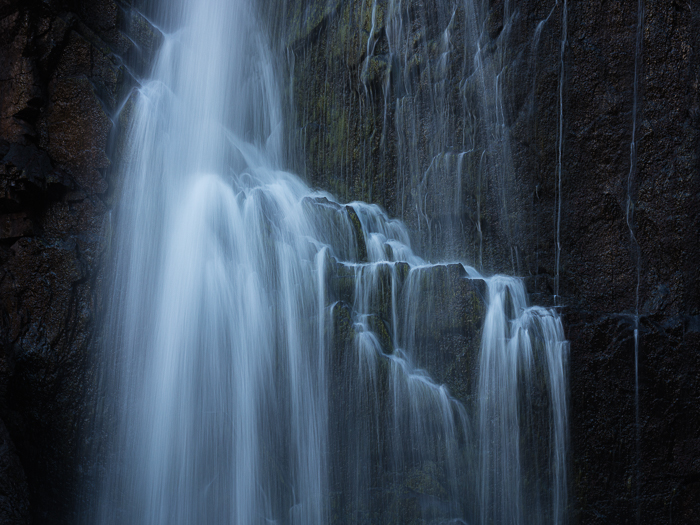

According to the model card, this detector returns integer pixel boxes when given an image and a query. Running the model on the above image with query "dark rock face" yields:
[279,0,700,523]
[0,0,159,522]
[564,2,700,523]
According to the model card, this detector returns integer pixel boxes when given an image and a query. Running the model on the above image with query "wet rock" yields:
[328,258,355,305]
[400,264,486,404]
[360,54,389,92]
[301,196,369,262]
[283,0,342,51]
[327,259,486,408]
[406,264,486,336]
[77,0,131,56]
[365,314,392,355]
[1,142,58,189]
[330,300,355,367]
[344,205,368,262]
[34,13,74,75]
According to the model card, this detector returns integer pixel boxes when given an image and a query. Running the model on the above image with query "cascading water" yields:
[477,277,568,525]
[87,0,569,523]
[383,0,519,263]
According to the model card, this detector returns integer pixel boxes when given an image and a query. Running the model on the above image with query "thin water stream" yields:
[555,0,567,307]
[628,0,644,521]
[86,0,570,523]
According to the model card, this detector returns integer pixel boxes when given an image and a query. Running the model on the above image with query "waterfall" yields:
[477,277,568,525]
[86,0,569,523]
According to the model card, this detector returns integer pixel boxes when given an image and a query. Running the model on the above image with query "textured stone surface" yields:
[0,419,29,524]
[38,76,112,194]
[563,2,700,523]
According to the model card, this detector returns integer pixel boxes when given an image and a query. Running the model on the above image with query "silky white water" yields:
[88,0,569,523]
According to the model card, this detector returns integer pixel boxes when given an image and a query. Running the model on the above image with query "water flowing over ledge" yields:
[85,0,569,523]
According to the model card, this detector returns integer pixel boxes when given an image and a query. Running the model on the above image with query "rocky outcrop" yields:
[0,0,160,522]
[280,0,700,522]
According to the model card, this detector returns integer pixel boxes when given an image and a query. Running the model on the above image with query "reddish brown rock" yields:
[38,76,111,195]
[0,11,42,143]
